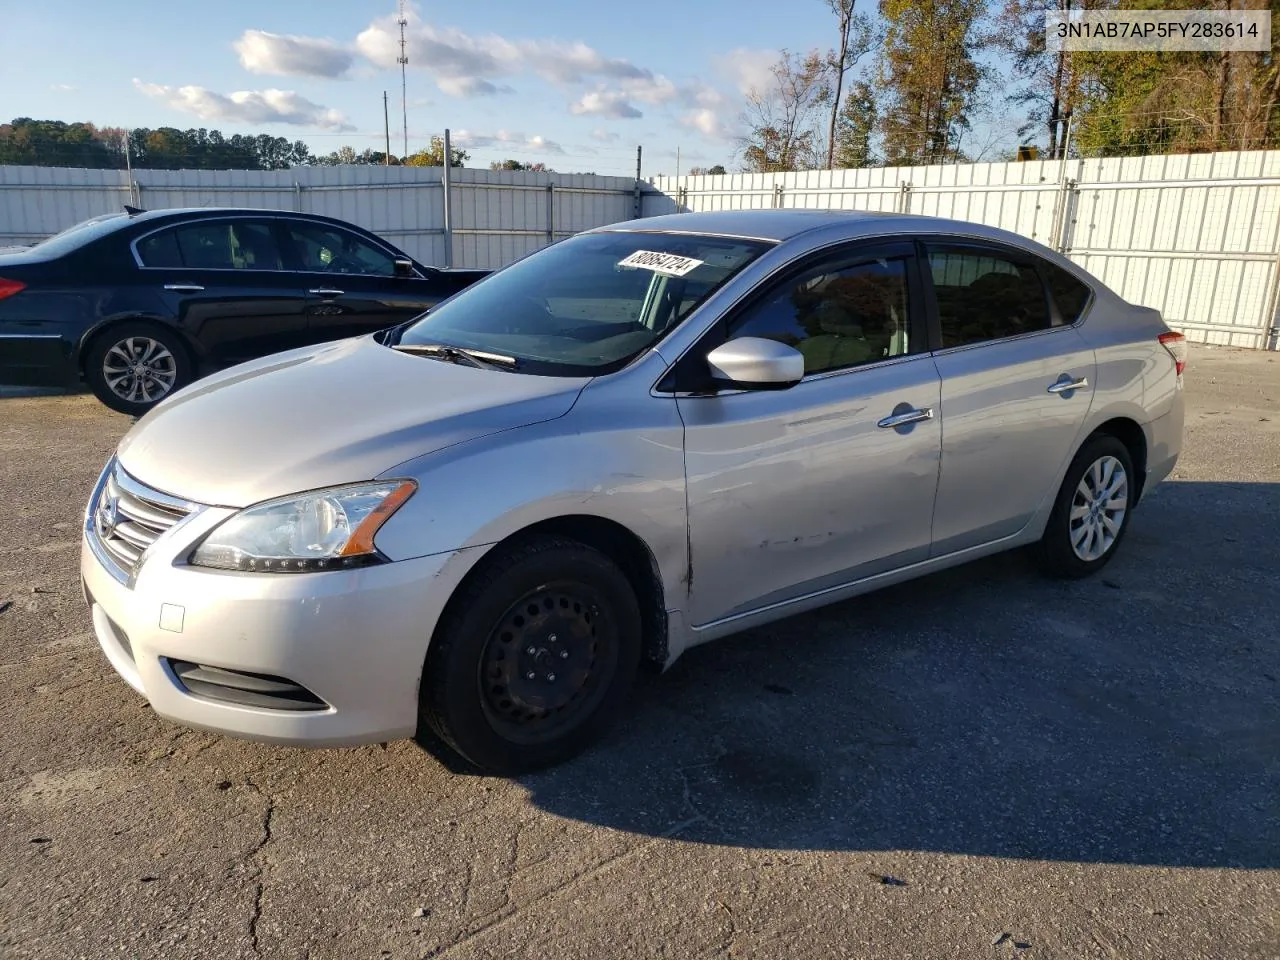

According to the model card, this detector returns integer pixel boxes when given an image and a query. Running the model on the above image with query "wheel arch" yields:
[76,315,202,374]
[433,514,669,671]
[1087,416,1149,503]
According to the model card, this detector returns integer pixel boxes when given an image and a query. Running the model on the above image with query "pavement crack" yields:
[244,780,276,958]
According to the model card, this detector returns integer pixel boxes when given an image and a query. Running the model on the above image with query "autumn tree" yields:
[993,0,1117,158]
[833,81,879,166]
[1071,0,1280,156]
[404,135,469,167]
[877,0,989,166]
[822,0,877,168]
[737,49,831,172]
[317,146,399,165]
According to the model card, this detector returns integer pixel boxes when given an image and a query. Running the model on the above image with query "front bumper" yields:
[80,505,479,748]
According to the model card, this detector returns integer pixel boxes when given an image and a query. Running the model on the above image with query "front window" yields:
[286,222,398,276]
[392,231,772,375]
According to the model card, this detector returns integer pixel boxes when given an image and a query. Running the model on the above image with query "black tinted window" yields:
[287,223,397,276]
[927,247,1051,347]
[144,221,283,270]
[730,256,913,375]
[1043,261,1092,323]
[136,230,181,267]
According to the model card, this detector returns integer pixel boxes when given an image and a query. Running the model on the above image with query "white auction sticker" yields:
[618,250,705,277]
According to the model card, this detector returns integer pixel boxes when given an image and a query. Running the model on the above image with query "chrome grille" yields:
[88,459,199,583]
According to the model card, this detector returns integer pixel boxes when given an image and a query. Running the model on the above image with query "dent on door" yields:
[679,356,943,627]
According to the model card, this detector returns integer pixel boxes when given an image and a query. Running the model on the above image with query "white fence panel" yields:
[5,151,1280,347]
[652,150,1280,349]
[0,164,637,271]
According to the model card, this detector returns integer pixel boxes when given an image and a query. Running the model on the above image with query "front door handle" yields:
[877,407,935,429]
[308,288,345,298]
[163,284,204,293]
[1047,375,1089,395]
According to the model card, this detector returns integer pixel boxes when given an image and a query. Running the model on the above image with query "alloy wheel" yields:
[1069,455,1129,562]
[102,336,178,404]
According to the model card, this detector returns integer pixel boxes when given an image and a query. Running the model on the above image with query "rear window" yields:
[1043,262,1092,323]
[28,213,129,257]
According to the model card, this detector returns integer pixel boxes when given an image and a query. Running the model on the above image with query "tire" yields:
[1034,434,1135,579]
[84,322,193,416]
[417,537,642,775]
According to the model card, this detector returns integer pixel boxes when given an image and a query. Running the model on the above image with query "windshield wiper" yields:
[392,342,520,371]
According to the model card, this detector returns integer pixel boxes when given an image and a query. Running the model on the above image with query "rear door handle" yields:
[163,284,204,293]
[308,288,345,298]
[877,407,935,429]
[1047,376,1089,395]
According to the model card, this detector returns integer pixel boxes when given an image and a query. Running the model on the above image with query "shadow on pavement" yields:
[512,480,1279,869]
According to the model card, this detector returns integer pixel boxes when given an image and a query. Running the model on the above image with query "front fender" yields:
[372,391,690,614]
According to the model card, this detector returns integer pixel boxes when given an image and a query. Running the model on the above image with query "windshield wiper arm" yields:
[392,342,520,371]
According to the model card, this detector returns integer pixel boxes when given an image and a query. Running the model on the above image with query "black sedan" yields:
[0,207,489,414]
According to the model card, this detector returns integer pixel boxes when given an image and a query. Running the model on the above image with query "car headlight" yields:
[188,480,417,573]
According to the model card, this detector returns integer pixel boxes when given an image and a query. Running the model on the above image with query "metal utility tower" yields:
[397,0,409,159]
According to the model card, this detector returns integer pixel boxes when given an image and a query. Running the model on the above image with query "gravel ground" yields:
[1,345,1277,960]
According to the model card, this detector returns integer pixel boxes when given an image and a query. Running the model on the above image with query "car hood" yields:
[116,336,589,507]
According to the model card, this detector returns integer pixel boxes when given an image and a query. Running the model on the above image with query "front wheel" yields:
[417,537,642,774]
[1035,434,1135,579]
[84,322,192,416]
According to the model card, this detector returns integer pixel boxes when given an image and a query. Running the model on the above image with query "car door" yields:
[137,218,310,365]
[922,239,1097,556]
[675,241,943,627]
[280,220,442,344]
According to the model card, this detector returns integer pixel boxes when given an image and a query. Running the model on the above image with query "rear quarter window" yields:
[136,230,182,268]
[1043,262,1092,324]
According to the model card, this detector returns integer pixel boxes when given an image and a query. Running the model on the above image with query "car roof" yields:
[121,207,348,226]
[595,208,1041,248]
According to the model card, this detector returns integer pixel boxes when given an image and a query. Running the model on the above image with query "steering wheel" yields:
[327,254,365,275]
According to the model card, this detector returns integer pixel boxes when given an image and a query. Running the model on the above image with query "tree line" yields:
[0,119,469,170]
[739,0,1280,172]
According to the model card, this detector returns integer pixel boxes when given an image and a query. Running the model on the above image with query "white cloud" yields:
[453,129,565,154]
[591,128,621,143]
[348,8,657,101]
[49,83,77,93]
[234,29,354,78]
[681,108,736,141]
[436,76,513,97]
[570,90,643,119]
[519,39,650,85]
[714,48,778,96]
[134,79,354,131]
[619,74,679,105]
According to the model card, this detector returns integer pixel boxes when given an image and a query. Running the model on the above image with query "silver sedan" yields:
[80,210,1186,774]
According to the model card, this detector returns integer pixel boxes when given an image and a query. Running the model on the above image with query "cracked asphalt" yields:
[1,345,1278,959]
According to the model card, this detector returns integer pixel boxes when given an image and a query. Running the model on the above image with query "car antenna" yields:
[123,204,146,216]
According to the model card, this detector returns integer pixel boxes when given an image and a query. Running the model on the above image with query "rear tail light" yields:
[0,278,25,301]
[1158,331,1187,376]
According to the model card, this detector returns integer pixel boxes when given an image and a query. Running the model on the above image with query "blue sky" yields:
[2,0,1019,176]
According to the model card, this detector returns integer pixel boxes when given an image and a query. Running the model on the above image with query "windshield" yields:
[393,231,772,375]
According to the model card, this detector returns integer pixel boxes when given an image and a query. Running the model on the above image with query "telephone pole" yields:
[383,91,391,165]
[397,0,409,159]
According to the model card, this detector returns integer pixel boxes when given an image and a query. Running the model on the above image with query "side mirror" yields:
[704,336,804,390]
[393,258,416,279]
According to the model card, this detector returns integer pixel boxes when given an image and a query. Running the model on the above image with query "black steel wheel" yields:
[417,537,642,774]
[479,583,618,744]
